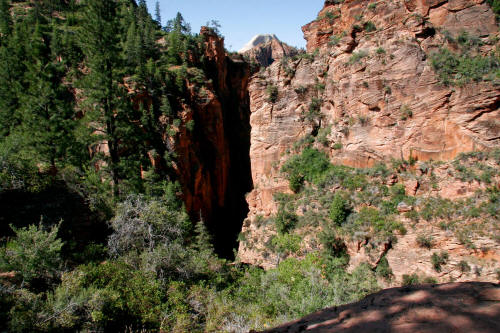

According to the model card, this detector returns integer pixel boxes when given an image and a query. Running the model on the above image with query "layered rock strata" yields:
[238,0,500,275]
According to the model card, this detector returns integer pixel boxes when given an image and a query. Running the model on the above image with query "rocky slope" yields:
[238,0,500,281]
[257,282,500,333]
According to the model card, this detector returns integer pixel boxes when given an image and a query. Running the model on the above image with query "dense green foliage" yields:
[206,255,378,331]
[329,193,349,226]
[0,223,63,288]
[0,0,207,198]
[281,147,331,192]
[487,0,500,20]
[430,31,500,86]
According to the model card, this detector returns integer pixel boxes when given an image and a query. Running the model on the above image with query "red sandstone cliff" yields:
[238,0,500,278]
[172,28,253,257]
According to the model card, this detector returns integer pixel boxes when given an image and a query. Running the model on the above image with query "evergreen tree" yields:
[124,20,139,66]
[154,1,161,25]
[20,60,75,170]
[50,24,62,60]
[329,193,349,226]
[164,12,191,64]
[167,12,190,34]
[0,19,26,137]
[79,0,127,196]
[0,0,12,38]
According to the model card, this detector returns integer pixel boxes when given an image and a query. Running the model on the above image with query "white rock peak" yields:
[238,34,280,53]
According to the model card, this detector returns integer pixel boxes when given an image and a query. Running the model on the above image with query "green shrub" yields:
[376,256,393,280]
[404,210,419,222]
[348,50,369,64]
[357,115,370,126]
[363,21,376,32]
[314,81,326,92]
[316,126,331,146]
[402,273,420,286]
[329,193,350,226]
[329,34,342,46]
[207,253,379,331]
[346,207,404,242]
[0,222,64,287]
[368,163,390,178]
[281,147,331,191]
[307,97,323,122]
[294,85,308,95]
[288,172,305,193]
[368,3,377,10]
[333,142,343,150]
[416,234,434,249]
[318,10,340,23]
[400,104,413,120]
[376,47,386,55]
[185,119,195,132]
[422,276,438,284]
[456,230,476,249]
[319,230,347,257]
[430,47,500,86]
[458,260,471,273]
[271,234,302,256]
[487,0,500,19]
[237,231,247,242]
[70,262,165,331]
[431,251,448,272]
[266,84,278,103]
[275,203,298,234]
[453,161,479,182]
[418,197,455,221]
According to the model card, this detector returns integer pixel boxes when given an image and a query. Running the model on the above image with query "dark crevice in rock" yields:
[416,26,436,39]
[176,30,254,259]
[212,58,253,259]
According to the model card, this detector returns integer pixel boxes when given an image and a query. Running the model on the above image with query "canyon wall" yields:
[173,28,253,258]
[239,0,500,276]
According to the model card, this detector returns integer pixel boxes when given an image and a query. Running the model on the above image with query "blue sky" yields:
[145,0,325,51]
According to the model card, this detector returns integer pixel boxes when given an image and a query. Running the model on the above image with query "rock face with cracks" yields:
[238,0,500,276]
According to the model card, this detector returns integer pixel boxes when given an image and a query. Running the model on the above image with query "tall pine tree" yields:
[0,0,12,38]
[20,60,75,171]
[79,0,127,196]
[154,1,161,25]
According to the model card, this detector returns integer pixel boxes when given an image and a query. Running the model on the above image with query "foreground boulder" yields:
[258,282,500,333]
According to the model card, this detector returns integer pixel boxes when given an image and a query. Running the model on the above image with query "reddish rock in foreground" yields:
[258,282,500,333]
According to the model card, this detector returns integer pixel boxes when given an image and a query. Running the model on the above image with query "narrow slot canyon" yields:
[174,29,254,259]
